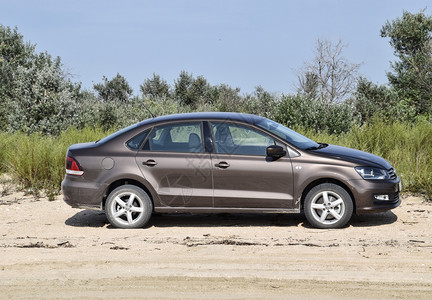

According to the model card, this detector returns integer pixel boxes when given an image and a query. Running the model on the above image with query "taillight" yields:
[66,156,84,176]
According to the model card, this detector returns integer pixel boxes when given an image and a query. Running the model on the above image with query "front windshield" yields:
[256,118,319,150]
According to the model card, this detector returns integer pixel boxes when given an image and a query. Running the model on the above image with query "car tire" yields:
[304,183,353,229]
[105,185,153,229]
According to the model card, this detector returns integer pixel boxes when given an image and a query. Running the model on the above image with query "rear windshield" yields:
[97,123,140,144]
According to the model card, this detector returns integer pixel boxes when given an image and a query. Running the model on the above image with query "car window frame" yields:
[208,120,283,157]
[140,121,206,154]
[125,128,151,151]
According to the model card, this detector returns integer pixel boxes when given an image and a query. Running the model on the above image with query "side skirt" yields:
[154,207,301,214]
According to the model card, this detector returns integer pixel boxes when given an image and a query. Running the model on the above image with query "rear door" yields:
[135,121,213,208]
[210,121,295,209]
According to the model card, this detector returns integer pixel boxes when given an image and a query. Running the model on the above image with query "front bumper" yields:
[349,177,402,214]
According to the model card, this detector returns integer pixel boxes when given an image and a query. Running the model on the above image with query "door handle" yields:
[215,161,230,169]
[143,159,157,167]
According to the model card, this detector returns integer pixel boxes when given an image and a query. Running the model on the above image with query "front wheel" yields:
[105,185,153,228]
[304,183,353,229]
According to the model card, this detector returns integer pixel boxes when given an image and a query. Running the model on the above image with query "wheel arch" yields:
[102,178,155,210]
[300,178,356,213]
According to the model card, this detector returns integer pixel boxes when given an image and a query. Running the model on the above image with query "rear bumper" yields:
[349,178,402,214]
[61,175,105,210]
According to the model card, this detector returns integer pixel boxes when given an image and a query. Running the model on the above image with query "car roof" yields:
[138,112,266,126]
[98,112,268,146]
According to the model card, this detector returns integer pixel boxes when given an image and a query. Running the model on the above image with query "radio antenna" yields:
[143,101,156,118]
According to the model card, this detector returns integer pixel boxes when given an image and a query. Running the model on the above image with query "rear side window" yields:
[126,129,150,150]
[147,122,204,153]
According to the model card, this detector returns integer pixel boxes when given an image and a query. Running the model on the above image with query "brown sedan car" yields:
[62,112,401,229]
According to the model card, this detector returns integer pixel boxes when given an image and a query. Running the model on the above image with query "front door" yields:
[210,121,295,209]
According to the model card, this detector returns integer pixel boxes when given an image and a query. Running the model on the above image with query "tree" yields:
[0,25,35,129]
[214,84,243,112]
[6,52,81,135]
[353,77,402,123]
[140,73,170,99]
[381,10,432,116]
[174,71,213,107]
[93,73,133,103]
[1,25,83,134]
[297,39,361,102]
[298,72,319,100]
[245,86,278,119]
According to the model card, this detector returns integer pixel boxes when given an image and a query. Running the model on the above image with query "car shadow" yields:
[65,210,108,227]
[65,210,398,228]
[148,213,305,228]
[350,211,398,227]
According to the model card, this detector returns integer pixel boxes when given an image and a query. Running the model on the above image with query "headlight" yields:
[355,167,390,180]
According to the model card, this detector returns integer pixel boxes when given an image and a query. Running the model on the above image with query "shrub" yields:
[1,127,108,200]
[5,53,82,135]
[275,95,358,134]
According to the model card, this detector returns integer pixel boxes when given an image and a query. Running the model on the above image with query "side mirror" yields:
[266,145,286,159]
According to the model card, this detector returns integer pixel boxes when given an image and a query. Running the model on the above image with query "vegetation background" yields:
[0,10,431,200]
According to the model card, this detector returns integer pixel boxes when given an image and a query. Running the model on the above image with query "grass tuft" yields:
[0,127,108,200]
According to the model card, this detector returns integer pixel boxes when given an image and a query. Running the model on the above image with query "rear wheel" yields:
[304,183,353,229]
[105,185,153,228]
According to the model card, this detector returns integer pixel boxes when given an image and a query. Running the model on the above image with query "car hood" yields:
[309,144,392,169]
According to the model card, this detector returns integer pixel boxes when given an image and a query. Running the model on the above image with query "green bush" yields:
[0,127,108,200]
[275,95,358,135]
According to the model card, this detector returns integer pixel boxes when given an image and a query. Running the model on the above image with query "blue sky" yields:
[1,0,431,95]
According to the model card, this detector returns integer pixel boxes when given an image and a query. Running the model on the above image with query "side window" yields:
[211,122,274,156]
[147,122,203,153]
[126,129,150,150]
